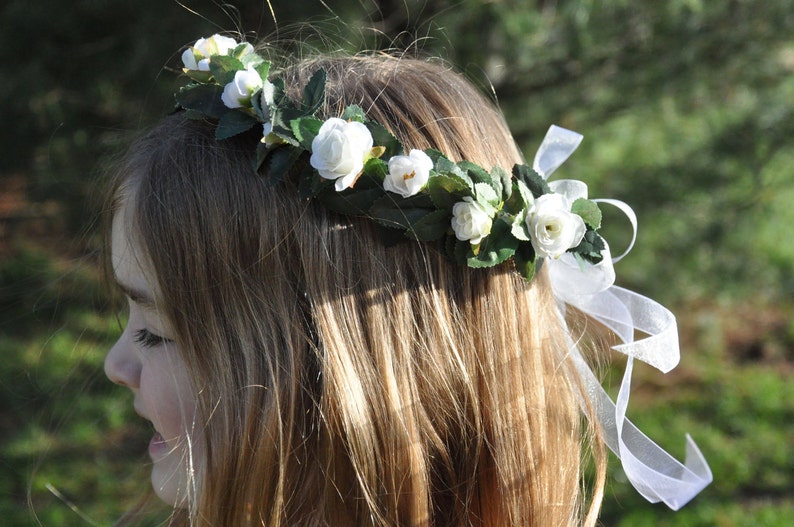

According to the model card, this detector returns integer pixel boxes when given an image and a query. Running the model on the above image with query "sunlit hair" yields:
[107,54,606,526]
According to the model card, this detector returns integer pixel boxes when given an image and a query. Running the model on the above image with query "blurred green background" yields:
[1,0,792,525]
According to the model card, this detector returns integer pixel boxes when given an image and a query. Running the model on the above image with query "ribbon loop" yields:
[537,124,712,509]
[533,125,583,179]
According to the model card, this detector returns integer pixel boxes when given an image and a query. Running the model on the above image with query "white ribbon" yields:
[534,125,713,509]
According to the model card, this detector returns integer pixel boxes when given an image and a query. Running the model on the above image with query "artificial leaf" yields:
[342,104,367,122]
[467,218,518,268]
[216,111,259,140]
[254,61,271,81]
[513,164,550,198]
[510,213,530,241]
[409,209,450,242]
[318,186,385,216]
[474,182,499,207]
[370,195,434,230]
[209,55,245,86]
[254,142,270,173]
[427,173,472,211]
[251,88,271,122]
[425,150,468,182]
[569,230,606,263]
[459,161,497,194]
[176,84,227,119]
[375,223,409,246]
[571,198,602,229]
[492,165,512,201]
[365,121,403,159]
[302,68,326,115]
[184,70,213,84]
[264,145,304,186]
[362,157,388,182]
[514,242,537,281]
[291,117,322,150]
[503,179,532,215]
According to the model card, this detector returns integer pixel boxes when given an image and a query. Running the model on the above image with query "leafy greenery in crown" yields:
[176,35,605,281]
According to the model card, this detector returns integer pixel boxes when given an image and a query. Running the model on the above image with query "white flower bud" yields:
[526,193,586,259]
[182,34,241,71]
[452,197,493,245]
[221,66,265,109]
[384,150,433,198]
[310,118,374,191]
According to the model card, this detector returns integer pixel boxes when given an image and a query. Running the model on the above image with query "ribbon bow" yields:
[534,125,713,510]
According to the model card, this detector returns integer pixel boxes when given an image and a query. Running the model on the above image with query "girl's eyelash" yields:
[133,328,168,348]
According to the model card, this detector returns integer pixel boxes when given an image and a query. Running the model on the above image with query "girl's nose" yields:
[104,334,141,388]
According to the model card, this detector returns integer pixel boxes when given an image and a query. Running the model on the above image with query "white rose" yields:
[182,34,241,71]
[526,193,586,259]
[221,66,268,108]
[384,149,433,198]
[452,197,494,245]
[310,118,374,191]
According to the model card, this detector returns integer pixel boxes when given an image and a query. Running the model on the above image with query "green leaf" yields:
[251,88,271,121]
[474,182,499,207]
[184,70,213,84]
[514,242,537,281]
[509,212,530,241]
[254,61,271,81]
[342,104,367,122]
[513,164,550,198]
[254,142,270,173]
[216,111,259,140]
[459,160,497,194]
[302,68,327,115]
[209,55,245,86]
[571,198,602,229]
[408,209,450,241]
[427,173,472,211]
[426,150,469,184]
[503,179,533,215]
[319,187,385,216]
[492,165,512,201]
[569,230,606,263]
[362,157,388,182]
[369,194,434,230]
[467,218,518,268]
[291,117,323,150]
[263,145,305,186]
[365,121,403,160]
[176,84,227,119]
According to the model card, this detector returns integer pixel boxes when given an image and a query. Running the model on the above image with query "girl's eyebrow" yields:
[115,278,156,309]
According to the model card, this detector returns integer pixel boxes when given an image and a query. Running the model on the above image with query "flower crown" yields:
[176,34,606,282]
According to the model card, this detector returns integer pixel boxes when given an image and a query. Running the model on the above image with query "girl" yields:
[104,35,710,526]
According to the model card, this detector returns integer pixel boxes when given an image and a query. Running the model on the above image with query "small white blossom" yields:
[452,197,493,245]
[526,193,586,259]
[310,118,374,191]
[221,66,269,109]
[384,150,433,198]
[181,34,240,71]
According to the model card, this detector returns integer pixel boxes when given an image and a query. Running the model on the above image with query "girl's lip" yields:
[148,432,168,458]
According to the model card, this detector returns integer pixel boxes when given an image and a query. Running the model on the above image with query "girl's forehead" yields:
[111,201,157,308]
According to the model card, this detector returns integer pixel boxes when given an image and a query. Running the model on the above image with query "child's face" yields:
[104,200,202,507]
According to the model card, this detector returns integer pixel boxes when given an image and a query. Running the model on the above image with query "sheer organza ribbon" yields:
[533,125,713,510]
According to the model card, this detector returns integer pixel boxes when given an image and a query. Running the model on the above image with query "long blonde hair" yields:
[109,54,606,526]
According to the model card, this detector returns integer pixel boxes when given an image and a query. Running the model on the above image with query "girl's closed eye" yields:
[134,328,169,348]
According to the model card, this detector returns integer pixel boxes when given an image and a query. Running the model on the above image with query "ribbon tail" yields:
[571,349,713,510]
